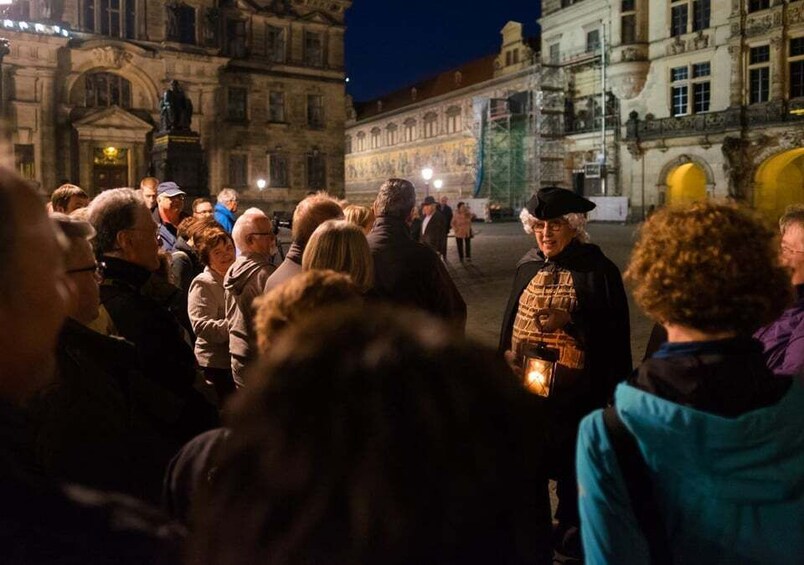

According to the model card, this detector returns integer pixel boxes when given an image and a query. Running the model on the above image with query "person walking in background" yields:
[439,195,453,230]
[420,195,448,258]
[577,202,802,565]
[214,189,239,234]
[451,201,474,262]
[754,204,804,376]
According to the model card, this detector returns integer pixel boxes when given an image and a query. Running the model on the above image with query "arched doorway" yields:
[666,162,708,205]
[754,149,804,221]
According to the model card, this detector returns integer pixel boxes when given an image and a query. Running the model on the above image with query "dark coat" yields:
[171,238,204,295]
[0,400,184,564]
[28,318,214,503]
[367,216,466,332]
[100,257,197,397]
[499,240,632,412]
[421,209,448,257]
[440,203,453,229]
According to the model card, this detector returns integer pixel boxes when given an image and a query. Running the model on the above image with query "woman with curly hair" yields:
[576,201,803,565]
[498,187,632,558]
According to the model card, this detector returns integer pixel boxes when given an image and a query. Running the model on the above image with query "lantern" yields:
[522,343,558,398]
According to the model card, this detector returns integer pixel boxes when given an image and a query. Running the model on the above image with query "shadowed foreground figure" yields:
[577,202,803,565]
[188,305,553,565]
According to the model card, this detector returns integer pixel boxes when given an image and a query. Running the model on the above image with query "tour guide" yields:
[498,187,631,557]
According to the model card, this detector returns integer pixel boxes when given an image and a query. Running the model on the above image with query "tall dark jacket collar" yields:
[372,215,412,239]
[102,256,152,290]
[0,398,38,478]
[632,336,791,417]
[285,242,304,265]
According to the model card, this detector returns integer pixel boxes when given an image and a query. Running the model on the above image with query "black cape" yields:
[499,239,632,410]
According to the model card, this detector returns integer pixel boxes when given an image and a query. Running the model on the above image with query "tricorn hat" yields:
[422,196,437,205]
[525,187,595,220]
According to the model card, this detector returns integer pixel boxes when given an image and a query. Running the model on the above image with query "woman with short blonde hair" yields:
[301,220,374,293]
[343,204,375,235]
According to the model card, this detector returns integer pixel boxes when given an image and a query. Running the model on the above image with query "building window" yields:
[228,154,247,188]
[227,87,248,121]
[370,128,381,149]
[670,63,710,116]
[356,132,365,152]
[671,1,689,36]
[549,43,560,64]
[166,4,196,44]
[692,0,710,32]
[423,113,438,138]
[748,0,769,12]
[85,73,132,108]
[306,150,326,189]
[226,19,247,57]
[268,91,285,122]
[84,0,136,38]
[345,136,352,154]
[622,14,636,45]
[749,45,770,104]
[446,107,461,134]
[266,26,286,63]
[14,144,34,180]
[586,29,600,53]
[307,94,324,129]
[403,119,416,142]
[304,31,324,67]
[790,38,804,98]
[268,152,288,187]
[386,124,398,146]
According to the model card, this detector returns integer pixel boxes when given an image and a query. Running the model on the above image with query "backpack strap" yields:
[602,407,672,565]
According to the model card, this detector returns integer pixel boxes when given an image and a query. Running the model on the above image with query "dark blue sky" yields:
[345,1,541,102]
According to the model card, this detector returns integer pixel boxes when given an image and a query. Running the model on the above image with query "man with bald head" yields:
[0,169,182,562]
[225,211,278,386]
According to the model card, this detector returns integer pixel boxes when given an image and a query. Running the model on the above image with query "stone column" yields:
[727,44,743,107]
[37,69,58,192]
[770,36,784,101]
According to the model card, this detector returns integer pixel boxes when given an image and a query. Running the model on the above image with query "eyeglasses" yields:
[532,220,568,233]
[781,244,804,256]
[67,261,106,282]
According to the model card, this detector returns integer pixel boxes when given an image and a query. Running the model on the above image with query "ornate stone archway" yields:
[656,154,715,205]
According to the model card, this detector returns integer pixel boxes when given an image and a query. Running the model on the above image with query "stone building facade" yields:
[542,0,804,221]
[344,22,560,210]
[1,0,350,209]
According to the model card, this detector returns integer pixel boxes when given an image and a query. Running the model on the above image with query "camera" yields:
[272,211,293,235]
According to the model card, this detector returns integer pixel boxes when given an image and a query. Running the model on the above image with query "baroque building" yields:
[344,22,564,211]
[0,0,350,208]
[542,0,804,221]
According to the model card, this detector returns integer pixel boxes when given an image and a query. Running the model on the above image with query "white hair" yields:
[217,188,239,204]
[519,208,590,243]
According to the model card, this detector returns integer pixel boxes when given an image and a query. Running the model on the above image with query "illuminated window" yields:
[748,45,770,104]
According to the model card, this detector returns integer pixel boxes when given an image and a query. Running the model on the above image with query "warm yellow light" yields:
[790,109,804,116]
[103,146,118,159]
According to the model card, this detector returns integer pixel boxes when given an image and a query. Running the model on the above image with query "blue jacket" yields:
[213,203,236,234]
[577,380,804,565]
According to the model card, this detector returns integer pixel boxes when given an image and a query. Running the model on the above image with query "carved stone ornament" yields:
[92,46,132,68]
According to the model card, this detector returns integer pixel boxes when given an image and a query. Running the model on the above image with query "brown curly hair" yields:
[625,201,791,334]
[195,225,233,266]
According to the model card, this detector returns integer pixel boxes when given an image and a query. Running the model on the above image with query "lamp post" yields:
[421,167,433,198]
[0,38,9,121]
[433,179,443,192]
[256,178,267,191]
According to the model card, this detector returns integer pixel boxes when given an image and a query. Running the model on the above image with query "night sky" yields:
[345,1,541,102]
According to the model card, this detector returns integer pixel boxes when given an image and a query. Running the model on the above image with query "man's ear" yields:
[115,229,130,254]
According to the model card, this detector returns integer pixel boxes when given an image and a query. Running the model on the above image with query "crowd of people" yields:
[0,169,802,564]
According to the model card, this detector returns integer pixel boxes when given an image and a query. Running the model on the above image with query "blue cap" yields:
[157,181,185,198]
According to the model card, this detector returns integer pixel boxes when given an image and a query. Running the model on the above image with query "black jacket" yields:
[100,257,197,396]
[421,209,448,257]
[499,240,632,410]
[171,237,204,295]
[368,216,466,332]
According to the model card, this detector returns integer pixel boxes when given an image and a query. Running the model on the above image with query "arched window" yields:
[370,127,382,149]
[85,73,132,108]
[403,118,416,142]
[386,123,398,146]
[423,112,438,138]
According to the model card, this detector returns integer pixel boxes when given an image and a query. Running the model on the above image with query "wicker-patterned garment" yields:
[511,265,585,369]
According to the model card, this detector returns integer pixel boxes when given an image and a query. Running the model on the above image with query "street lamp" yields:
[421,167,433,198]
[433,179,443,191]
[256,178,267,191]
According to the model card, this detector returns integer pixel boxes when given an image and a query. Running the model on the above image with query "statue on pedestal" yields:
[160,80,193,132]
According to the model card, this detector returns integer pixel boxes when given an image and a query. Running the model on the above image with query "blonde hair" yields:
[253,269,361,354]
[301,220,374,293]
[343,204,375,232]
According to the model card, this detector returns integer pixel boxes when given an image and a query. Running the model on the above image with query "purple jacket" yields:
[754,284,804,376]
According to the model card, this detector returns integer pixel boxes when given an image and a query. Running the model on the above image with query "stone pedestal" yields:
[150,130,208,198]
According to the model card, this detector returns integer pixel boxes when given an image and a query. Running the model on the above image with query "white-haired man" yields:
[214,188,239,234]
[225,212,277,386]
